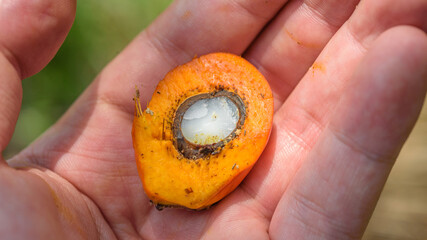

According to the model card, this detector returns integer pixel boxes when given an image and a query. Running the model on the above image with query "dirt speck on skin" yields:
[181,10,192,20]
[311,62,326,77]
[285,29,322,49]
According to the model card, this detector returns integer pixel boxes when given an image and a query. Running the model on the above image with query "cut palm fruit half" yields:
[132,52,273,210]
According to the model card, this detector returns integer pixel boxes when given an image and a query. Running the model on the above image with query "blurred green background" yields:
[4,0,427,239]
[4,0,172,158]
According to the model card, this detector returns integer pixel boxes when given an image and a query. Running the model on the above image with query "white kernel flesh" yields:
[181,96,239,145]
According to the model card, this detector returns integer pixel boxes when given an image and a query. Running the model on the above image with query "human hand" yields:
[1,0,426,239]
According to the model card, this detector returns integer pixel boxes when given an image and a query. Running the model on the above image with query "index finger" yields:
[89,0,289,113]
[0,0,75,153]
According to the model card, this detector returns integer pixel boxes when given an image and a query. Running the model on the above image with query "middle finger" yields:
[245,0,360,111]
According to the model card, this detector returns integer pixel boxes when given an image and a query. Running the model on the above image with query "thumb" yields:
[0,0,76,154]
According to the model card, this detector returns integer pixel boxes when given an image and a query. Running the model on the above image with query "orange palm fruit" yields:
[132,53,273,210]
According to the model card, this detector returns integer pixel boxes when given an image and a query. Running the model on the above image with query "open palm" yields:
[1,0,426,239]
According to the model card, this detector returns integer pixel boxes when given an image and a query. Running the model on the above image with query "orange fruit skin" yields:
[132,53,273,210]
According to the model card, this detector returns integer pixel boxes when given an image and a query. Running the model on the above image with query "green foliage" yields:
[4,0,172,158]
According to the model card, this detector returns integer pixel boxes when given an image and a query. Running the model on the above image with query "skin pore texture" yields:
[1,0,426,239]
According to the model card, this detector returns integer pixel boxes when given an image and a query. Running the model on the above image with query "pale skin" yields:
[0,0,426,239]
